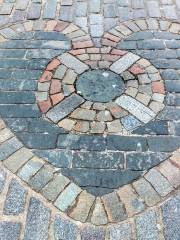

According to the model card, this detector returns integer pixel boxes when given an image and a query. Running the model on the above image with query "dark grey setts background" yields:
[0,30,180,196]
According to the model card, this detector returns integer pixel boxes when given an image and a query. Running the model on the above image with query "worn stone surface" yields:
[107,222,132,240]
[55,183,82,211]
[135,210,159,240]
[0,222,21,240]
[76,70,125,102]
[24,197,50,240]
[116,95,155,123]
[3,179,27,215]
[54,215,79,240]
[161,195,180,240]
[46,94,84,122]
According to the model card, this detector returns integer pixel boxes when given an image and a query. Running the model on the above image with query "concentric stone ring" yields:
[36,48,165,134]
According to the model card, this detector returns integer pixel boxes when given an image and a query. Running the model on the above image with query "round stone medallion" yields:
[76,70,125,102]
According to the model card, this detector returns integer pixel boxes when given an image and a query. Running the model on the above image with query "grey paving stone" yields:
[57,134,106,151]
[135,210,159,240]
[54,183,81,211]
[89,0,101,13]
[46,94,84,123]
[18,157,44,182]
[161,195,180,240]
[0,104,41,118]
[61,168,143,196]
[0,92,36,104]
[147,1,161,17]
[54,215,79,240]
[70,191,95,222]
[16,0,29,10]
[161,69,179,80]
[29,165,55,191]
[43,0,57,19]
[116,95,155,123]
[107,222,132,240]
[0,168,6,193]
[27,3,41,19]
[81,226,105,240]
[16,132,57,149]
[76,70,125,102]
[158,106,180,120]
[151,59,180,69]
[133,178,160,206]
[41,174,70,201]
[0,137,22,161]
[110,53,140,74]
[24,197,50,240]
[133,120,169,135]
[165,80,180,93]
[0,3,13,14]
[145,169,173,197]
[72,151,124,169]
[121,115,141,130]
[107,135,147,151]
[75,2,87,16]
[147,136,180,152]
[0,222,21,240]
[104,4,116,17]
[102,192,127,222]
[91,198,108,225]
[126,152,170,170]
[59,53,89,74]
[59,6,73,21]
[3,179,27,215]
[165,93,180,106]
[34,149,72,168]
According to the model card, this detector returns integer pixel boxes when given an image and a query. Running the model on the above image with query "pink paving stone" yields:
[103,33,121,43]
[85,60,98,69]
[50,80,62,94]
[54,21,69,32]
[129,64,145,75]
[102,38,117,47]
[111,49,127,56]
[170,152,180,168]
[45,20,58,31]
[46,59,60,71]
[38,99,52,113]
[152,81,165,94]
[39,71,53,83]
[158,161,180,188]
[102,54,120,62]
[51,93,64,106]
[87,48,100,53]
[73,40,94,49]
[0,119,6,130]
[69,49,86,55]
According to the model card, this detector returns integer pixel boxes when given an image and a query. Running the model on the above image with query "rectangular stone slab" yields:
[59,53,89,74]
[116,95,155,123]
[46,94,84,123]
[110,52,140,74]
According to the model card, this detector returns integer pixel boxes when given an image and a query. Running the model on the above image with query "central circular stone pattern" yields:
[76,70,125,102]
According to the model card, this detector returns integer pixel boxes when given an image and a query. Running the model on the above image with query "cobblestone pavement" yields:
[0,0,180,239]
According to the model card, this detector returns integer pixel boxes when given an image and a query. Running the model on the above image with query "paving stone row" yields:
[0,160,179,239]
[0,121,179,226]
[0,0,180,37]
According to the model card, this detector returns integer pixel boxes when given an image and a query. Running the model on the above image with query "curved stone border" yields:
[36,47,165,134]
[101,19,180,48]
[0,119,179,226]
